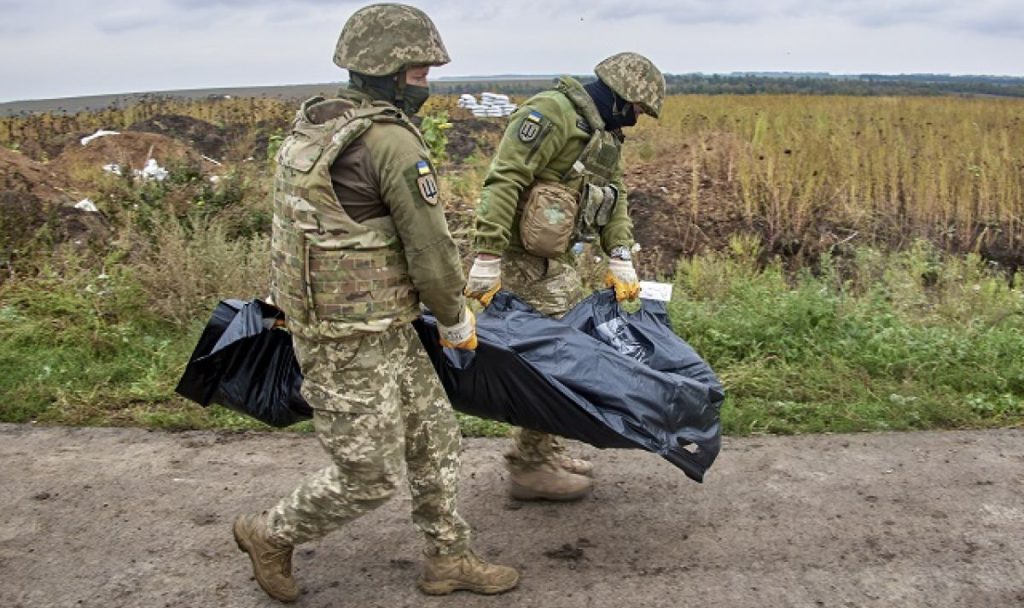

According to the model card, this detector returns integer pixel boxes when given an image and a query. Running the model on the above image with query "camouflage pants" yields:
[266,324,470,556]
[500,249,586,472]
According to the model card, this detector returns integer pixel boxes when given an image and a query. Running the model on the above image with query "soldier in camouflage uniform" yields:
[231,4,519,602]
[464,53,666,501]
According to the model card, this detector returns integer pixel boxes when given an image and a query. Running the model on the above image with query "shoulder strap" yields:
[554,77,605,132]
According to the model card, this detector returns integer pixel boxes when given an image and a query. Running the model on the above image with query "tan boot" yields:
[549,437,594,476]
[556,454,594,477]
[232,513,299,603]
[417,550,520,595]
[508,463,593,501]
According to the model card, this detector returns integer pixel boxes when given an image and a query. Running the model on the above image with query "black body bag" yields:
[415,290,724,482]
[175,299,311,428]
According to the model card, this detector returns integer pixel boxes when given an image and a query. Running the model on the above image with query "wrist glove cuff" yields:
[464,256,502,307]
[438,307,478,350]
[605,259,641,302]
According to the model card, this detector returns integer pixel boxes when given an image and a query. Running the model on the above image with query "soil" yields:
[0,148,108,275]
[445,116,504,166]
[1,424,1022,608]
[6,113,1021,279]
[0,146,74,202]
[622,133,856,279]
[127,114,230,161]
[50,131,201,186]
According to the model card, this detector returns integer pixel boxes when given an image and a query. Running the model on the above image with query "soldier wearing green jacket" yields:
[231,4,518,601]
[465,53,666,501]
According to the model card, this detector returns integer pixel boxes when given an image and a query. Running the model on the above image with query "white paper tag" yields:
[639,281,673,302]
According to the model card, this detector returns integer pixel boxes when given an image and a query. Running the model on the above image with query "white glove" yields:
[438,307,477,350]
[605,258,640,301]
[464,256,502,307]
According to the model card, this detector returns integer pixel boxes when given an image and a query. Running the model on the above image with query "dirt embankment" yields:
[0,147,108,274]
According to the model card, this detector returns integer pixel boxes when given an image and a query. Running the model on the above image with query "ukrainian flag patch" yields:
[519,110,544,143]
[415,159,439,205]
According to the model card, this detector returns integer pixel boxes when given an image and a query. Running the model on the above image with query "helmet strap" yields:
[393,71,408,108]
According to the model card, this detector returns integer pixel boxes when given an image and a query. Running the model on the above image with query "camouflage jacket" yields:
[472,76,634,260]
[272,88,465,338]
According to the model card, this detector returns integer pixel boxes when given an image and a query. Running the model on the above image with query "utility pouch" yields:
[578,182,619,242]
[519,180,580,258]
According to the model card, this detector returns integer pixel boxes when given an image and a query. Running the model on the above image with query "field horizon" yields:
[5,70,1024,116]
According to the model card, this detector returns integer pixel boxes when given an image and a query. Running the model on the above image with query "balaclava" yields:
[583,78,637,131]
[349,71,429,115]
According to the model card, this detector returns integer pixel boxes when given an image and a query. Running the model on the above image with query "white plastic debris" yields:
[639,281,673,302]
[209,175,222,184]
[80,130,120,146]
[460,91,517,117]
[102,163,123,176]
[74,198,99,212]
[135,158,169,181]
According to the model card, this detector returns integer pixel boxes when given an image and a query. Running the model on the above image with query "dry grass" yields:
[118,213,270,324]
[624,95,1024,254]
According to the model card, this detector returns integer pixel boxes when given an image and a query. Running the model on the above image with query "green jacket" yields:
[473,77,634,260]
[271,88,465,338]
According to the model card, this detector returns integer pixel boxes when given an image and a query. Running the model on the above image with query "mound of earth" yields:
[0,146,73,201]
[0,148,109,276]
[625,155,748,279]
[445,116,504,165]
[51,131,201,187]
[128,114,229,160]
[625,133,861,278]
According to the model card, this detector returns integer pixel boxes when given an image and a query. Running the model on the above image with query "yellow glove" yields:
[464,256,501,307]
[605,258,641,302]
[438,307,478,351]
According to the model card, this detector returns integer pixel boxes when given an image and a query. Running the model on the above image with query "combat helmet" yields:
[334,3,450,76]
[594,52,665,118]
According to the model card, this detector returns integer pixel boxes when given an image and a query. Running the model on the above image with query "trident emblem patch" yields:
[416,160,439,205]
[518,110,544,143]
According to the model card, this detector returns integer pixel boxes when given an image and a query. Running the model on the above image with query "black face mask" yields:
[402,84,430,115]
[612,99,638,128]
[349,71,430,115]
[584,78,637,131]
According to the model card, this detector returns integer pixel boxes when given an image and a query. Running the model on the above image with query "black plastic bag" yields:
[415,290,723,482]
[176,299,311,428]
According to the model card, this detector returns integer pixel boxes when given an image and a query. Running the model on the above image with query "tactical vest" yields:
[555,79,623,243]
[270,96,422,337]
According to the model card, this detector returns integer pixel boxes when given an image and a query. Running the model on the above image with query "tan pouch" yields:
[519,181,579,258]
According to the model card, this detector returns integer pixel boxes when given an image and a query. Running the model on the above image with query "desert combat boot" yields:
[233,513,299,603]
[418,550,520,595]
[557,454,594,476]
[550,438,594,476]
[508,462,593,501]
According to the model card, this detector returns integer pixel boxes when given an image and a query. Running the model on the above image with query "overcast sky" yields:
[2,0,1023,102]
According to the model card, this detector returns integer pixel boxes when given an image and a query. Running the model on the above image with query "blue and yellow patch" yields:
[519,110,544,143]
[415,159,439,205]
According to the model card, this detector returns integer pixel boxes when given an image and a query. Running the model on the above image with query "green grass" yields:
[0,262,510,436]
[670,240,1024,434]
[1,243,1020,437]
[0,264,190,425]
